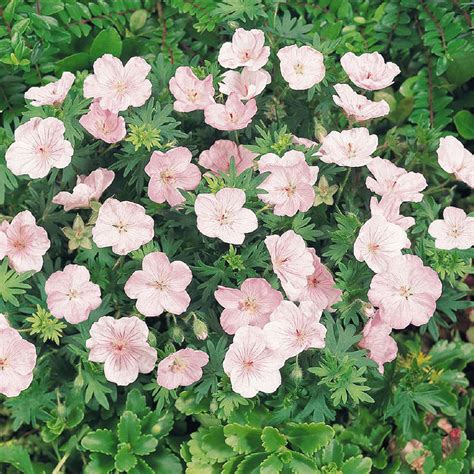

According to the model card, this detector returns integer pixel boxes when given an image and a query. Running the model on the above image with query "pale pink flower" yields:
[368,254,442,329]
[52,168,115,211]
[264,230,314,292]
[0,327,36,397]
[145,147,201,207]
[124,251,192,317]
[0,314,8,329]
[194,188,258,245]
[359,310,397,374]
[219,68,271,101]
[282,248,342,311]
[370,195,415,232]
[223,325,284,398]
[199,140,257,176]
[258,151,319,217]
[204,93,257,131]
[214,278,283,334]
[437,136,474,188]
[0,231,6,261]
[25,71,75,106]
[0,211,50,273]
[292,135,317,148]
[340,52,400,90]
[318,128,377,167]
[86,316,157,386]
[156,348,209,389]
[83,54,152,113]
[277,45,325,90]
[218,28,270,71]
[169,66,215,112]
[79,100,126,144]
[92,198,154,255]
[428,206,474,250]
[45,264,102,324]
[366,157,428,202]
[333,84,390,121]
[5,117,73,179]
[263,301,326,361]
[354,215,408,273]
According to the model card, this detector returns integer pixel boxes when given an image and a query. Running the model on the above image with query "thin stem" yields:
[335,168,351,206]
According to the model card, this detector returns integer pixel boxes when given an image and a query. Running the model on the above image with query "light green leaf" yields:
[284,422,335,455]
[261,427,286,452]
[81,429,117,455]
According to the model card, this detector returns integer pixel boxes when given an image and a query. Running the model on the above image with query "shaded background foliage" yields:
[0,0,473,473]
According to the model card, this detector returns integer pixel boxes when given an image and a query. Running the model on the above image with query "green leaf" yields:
[118,411,141,444]
[0,260,32,306]
[90,28,123,60]
[342,455,372,474]
[114,444,137,471]
[287,452,318,473]
[0,444,34,474]
[454,110,474,139]
[224,424,263,454]
[260,453,283,473]
[235,452,268,473]
[56,52,90,74]
[81,429,117,455]
[130,9,148,32]
[261,427,286,452]
[132,434,158,456]
[125,389,148,416]
[86,453,115,474]
[284,422,334,455]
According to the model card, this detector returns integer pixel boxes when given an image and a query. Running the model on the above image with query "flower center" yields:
[153,280,168,291]
[37,145,50,157]
[294,63,304,74]
[0,358,7,370]
[368,243,380,253]
[295,328,307,343]
[308,275,319,288]
[160,170,176,185]
[227,111,237,123]
[114,81,128,94]
[187,89,200,102]
[12,240,26,250]
[112,341,126,352]
[449,225,461,238]
[171,357,187,373]
[241,51,251,61]
[67,289,79,300]
[114,221,128,233]
[217,212,231,226]
[283,184,297,197]
[243,359,254,370]
[399,285,412,299]
[240,297,258,314]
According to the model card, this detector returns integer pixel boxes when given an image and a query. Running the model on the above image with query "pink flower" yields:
[219,68,271,101]
[214,278,283,334]
[223,326,284,398]
[258,151,319,217]
[79,100,126,144]
[318,128,377,167]
[333,84,390,121]
[83,54,152,113]
[366,157,428,202]
[370,195,415,231]
[124,251,192,317]
[145,147,201,207]
[169,66,215,112]
[0,211,50,273]
[0,231,6,261]
[340,52,400,90]
[194,188,258,244]
[368,255,442,329]
[218,28,270,71]
[45,264,102,324]
[359,310,397,374]
[5,117,73,179]
[52,168,115,211]
[0,314,8,329]
[282,248,342,311]
[277,45,325,90]
[204,93,257,131]
[292,135,317,148]
[156,348,209,389]
[92,198,154,255]
[428,206,474,250]
[24,71,75,106]
[86,316,157,386]
[0,327,36,397]
[199,140,257,176]
[437,136,474,188]
[354,215,408,273]
[265,230,314,292]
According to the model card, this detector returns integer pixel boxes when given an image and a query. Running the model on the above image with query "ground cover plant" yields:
[0,0,473,472]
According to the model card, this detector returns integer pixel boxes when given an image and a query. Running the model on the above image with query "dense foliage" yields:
[0,0,473,473]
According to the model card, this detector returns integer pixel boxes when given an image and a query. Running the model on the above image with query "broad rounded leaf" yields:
[284,422,335,455]
[118,411,141,444]
[130,10,148,32]
[81,429,117,455]
[224,424,263,455]
[342,455,372,474]
[261,427,286,452]
[132,434,158,456]
[90,28,123,60]
[114,444,137,472]
[454,110,474,140]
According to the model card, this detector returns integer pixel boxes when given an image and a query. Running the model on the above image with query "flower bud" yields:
[193,318,208,341]
[290,364,303,383]
[170,325,184,344]
[314,122,327,142]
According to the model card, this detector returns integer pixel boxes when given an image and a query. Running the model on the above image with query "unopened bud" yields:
[170,325,184,344]
[362,302,376,318]
[193,318,208,340]
[228,21,240,30]
[290,365,303,383]
[314,122,327,142]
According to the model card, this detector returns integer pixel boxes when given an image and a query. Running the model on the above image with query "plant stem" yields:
[335,168,351,206]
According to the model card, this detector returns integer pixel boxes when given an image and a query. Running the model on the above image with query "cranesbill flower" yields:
[92,198,154,255]
[169,66,215,112]
[292,135,317,148]
[263,301,326,360]
[53,168,115,211]
[437,136,474,188]
[369,195,415,232]
[145,147,201,207]
[0,326,36,397]
[156,348,209,389]
[199,140,257,176]
[79,100,126,144]
[368,254,442,329]
[204,93,257,131]
[83,54,152,113]
[223,325,284,398]
[194,188,258,245]
[340,52,400,90]
[277,45,325,90]
[214,278,283,334]
[45,264,102,324]
[428,206,474,250]
[86,316,157,386]
[124,251,192,317]
[366,157,428,202]
[218,28,270,71]
[219,68,271,101]
[5,117,73,179]
[333,84,390,121]
[25,71,75,106]
[318,128,378,167]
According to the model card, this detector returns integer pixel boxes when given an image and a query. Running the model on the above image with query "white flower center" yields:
[114,81,128,94]
[67,289,79,300]
[399,285,412,299]
[114,221,128,233]
[187,89,200,102]
[294,63,304,74]
[240,297,258,314]
[449,225,461,238]
[171,357,187,373]
[160,170,176,185]
[0,358,7,370]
